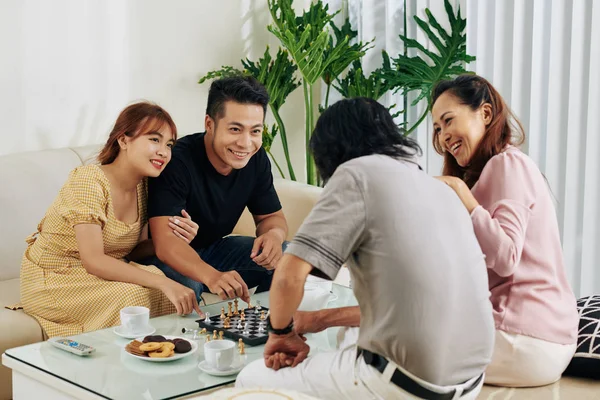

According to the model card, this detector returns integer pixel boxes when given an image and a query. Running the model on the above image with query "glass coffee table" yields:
[2,284,357,400]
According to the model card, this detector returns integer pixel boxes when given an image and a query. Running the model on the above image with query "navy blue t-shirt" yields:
[147,132,281,249]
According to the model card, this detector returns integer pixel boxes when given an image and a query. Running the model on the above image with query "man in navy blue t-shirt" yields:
[145,76,288,304]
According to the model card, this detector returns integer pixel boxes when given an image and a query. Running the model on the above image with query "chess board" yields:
[195,307,269,346]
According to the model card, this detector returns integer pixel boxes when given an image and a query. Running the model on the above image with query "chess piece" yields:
[233,299,239,315]
[240,311,245,321]
[258,321,265,333]
[242,322,249,335]
[247,299,253,309]
[260,310,266,320]
[213,330,217,340]
[236,319,243,329]
[204,312,210,323]
[220,307,225,319]
[224,317,231,329]
[200,328,207,334]
[219,331,224,340]
[227,302,233,317]
[238,338,245,355]
[206,334,210,342]
[256,300,262,312]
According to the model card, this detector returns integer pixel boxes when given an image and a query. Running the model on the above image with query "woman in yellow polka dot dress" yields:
[20,102,204,338]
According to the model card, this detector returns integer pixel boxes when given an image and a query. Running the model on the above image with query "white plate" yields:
[123,335,198,362]
[113,325,156,339]
[198,359,245,376]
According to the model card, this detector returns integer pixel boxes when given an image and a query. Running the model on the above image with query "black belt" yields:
[357,348,483,400]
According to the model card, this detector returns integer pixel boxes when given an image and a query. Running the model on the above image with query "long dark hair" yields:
[310,97,422,181]
[98,102,177,165]
[431,75,524,188]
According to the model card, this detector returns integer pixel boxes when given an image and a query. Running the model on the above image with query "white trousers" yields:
[484,330,576,387]
[235,328,484,400]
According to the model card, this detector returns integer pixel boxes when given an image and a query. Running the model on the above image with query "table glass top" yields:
[5,283,357,400]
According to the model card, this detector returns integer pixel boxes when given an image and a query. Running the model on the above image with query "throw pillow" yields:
[564,295,600,379]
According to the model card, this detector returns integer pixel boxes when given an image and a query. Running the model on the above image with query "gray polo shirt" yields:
[286,155,495,386]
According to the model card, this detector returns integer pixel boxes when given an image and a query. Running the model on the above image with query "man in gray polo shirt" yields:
[236,98,494,399]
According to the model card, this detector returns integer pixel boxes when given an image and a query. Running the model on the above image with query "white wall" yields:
[0,0,310,180]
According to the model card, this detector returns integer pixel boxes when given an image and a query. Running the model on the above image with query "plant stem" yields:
[406,106,429,135]
[303,79,316,185]
[267,149,286,179]
[324,83,332,109]
[271,106,296,180]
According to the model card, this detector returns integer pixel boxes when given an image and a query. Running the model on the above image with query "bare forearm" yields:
[270,255,312,329]
[256,215,287,242]
[156,239,218,284]
[85,255,167,290]
[126,239,155,262]
[317,306,360,329]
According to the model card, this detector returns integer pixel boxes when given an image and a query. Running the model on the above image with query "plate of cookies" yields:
[124,335,197,362]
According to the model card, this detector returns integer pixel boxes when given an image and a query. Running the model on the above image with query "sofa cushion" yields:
[0,148,85,281]
[564,295,600,380]
[0,278,45,400]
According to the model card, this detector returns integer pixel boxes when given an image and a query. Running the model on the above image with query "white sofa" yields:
[0,144,324,400]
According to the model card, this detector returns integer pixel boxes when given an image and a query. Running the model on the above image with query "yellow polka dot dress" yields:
[20,165,176,338]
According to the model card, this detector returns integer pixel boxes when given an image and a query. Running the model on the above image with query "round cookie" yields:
[139,342,162,352]
[160,342,175,351]
[143,335,166,343]
[174,340,192,353]
[148,347,172,358]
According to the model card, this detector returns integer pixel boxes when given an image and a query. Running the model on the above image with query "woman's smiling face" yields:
[432,91,491,167]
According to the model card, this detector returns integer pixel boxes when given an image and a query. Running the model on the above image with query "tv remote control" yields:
[48,337,95,356]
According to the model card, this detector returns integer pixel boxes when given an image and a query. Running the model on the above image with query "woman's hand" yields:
[169,210,198,244]
[435,176,480,214]
[159,278,204,317]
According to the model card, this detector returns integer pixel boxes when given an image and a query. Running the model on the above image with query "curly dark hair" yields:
[310,97,422,181]
[206,75,269,121]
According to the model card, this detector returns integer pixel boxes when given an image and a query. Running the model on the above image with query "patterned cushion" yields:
[564,295,600,379]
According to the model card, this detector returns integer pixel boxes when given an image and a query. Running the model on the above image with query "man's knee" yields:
[236,359,271,388]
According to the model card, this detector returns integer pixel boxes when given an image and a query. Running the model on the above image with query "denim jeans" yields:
[141,236,287,301]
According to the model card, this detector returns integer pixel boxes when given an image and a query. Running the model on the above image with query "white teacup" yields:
[119,306,151,335]
[204,340,235,370]
[298,283,331,311]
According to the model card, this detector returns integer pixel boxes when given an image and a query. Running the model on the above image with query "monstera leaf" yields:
[383,0,475,133]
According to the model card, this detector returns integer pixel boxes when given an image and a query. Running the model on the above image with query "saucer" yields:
[198,359,245,376]
[113,325,156,339]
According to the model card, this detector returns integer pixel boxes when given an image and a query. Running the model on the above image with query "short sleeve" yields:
[285,166,366,279]
[59,166,109,228]
[147,155,191,218]
[247,149,282,216]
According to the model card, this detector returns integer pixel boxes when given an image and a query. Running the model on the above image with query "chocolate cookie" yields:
[143,335,166,343]
[174,339,192,353]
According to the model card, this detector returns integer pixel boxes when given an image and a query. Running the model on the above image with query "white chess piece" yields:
[255,300,262,312]
[258,321,265,333]
[237,320,243,329]
[204,312,210,323]
[242,322,249,335]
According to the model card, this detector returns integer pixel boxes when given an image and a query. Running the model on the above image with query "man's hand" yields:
[293,310,327,335]
[251,230,284,270]
[264,332,310,370]
[204,270,250,303]
[159,278,204,317]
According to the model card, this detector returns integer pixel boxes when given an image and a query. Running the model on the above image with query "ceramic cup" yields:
[119,306,151,336]
[204,340,235,370]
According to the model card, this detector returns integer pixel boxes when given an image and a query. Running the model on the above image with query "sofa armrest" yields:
[232,179,323,240]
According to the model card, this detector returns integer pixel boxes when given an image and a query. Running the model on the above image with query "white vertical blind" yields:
[331,0,600,297]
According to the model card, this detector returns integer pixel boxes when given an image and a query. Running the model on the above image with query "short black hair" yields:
[206,75,269,121]
[310,97,422,181]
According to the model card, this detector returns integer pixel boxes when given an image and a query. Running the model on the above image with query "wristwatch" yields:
[266,316,294,335]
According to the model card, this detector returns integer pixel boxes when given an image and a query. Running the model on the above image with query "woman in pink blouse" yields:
[430,74,578,387]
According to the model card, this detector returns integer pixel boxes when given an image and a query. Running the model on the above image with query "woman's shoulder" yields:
[479,145,542,188]
[66,164,109,192]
